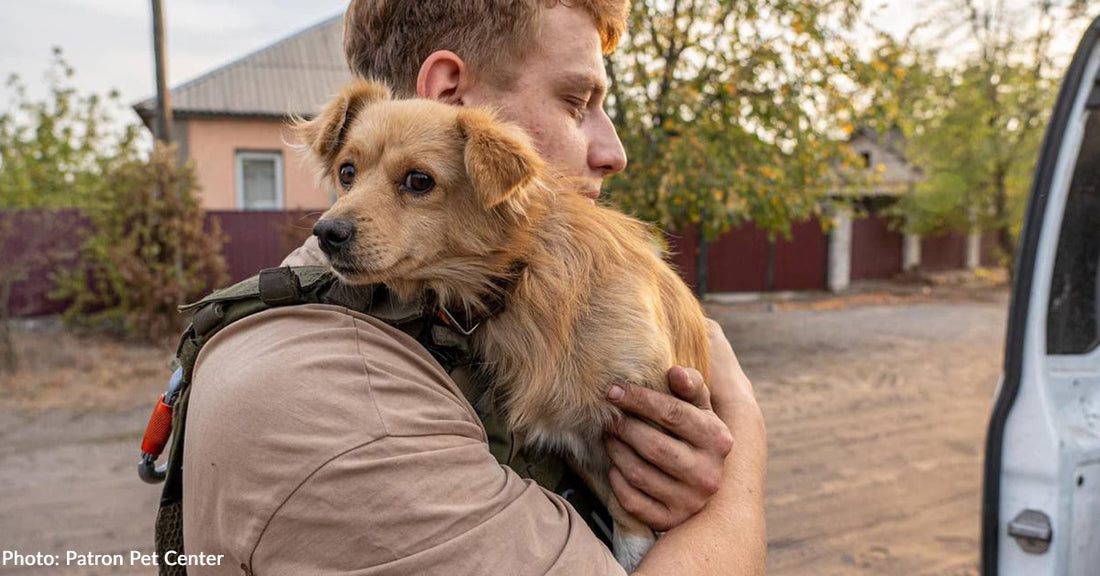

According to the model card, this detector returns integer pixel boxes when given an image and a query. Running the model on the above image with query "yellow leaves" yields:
[876,163,887,174]
[843,123,854,136]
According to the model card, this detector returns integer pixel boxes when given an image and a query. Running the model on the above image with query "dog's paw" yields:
[612,531,655,572]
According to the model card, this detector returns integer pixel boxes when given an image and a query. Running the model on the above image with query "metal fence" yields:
[3,209,979,318]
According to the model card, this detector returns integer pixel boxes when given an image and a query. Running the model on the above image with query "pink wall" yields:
[185,117,332,211]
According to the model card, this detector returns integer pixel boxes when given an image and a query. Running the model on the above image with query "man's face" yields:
[464,5,627,202]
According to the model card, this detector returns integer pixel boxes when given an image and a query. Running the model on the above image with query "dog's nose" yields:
[313,218,357,255]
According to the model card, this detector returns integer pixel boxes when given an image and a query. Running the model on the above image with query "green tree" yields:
[52,145,229,340]
[1,48,227,343]
[0,47,142,209]
[605,0,865,293]
[892,0,1092,265]
[0,47,142,370]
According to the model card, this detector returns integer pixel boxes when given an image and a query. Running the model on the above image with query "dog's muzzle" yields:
[313,218,357,256]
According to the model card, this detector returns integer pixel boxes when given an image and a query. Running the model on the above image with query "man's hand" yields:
[604,364,735,531]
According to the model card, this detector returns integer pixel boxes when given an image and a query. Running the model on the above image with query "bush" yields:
[53,144,229,340]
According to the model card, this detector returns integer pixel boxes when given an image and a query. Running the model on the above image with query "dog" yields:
[296,79,710,570]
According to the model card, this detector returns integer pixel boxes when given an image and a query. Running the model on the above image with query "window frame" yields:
[234,150,285,211]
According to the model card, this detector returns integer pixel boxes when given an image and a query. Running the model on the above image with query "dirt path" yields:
[0,289,1008,575]
[712,290,1007,575]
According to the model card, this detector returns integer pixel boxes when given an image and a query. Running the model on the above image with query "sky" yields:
[0,0,347,121]
[0,0,1078,130]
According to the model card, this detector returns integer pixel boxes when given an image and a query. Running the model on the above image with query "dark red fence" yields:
[7,208,986,318]
[3,209,322,318]
[668,219,829,293]
[1,209,90,318]
[921,231,968,272]
[210,210,320,283]
[851,215,904,280]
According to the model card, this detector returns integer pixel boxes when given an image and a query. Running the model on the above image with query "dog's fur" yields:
[297,79,709,569]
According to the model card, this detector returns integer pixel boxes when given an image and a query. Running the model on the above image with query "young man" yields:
[181,1,766,574]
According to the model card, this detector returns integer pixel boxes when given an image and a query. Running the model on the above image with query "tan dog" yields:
[297,79,709,569]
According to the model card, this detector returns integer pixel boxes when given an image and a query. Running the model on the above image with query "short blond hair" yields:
[343,0,629,97]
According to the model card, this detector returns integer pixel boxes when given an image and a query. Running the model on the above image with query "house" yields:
[846,127,922,197]
[825,127,986,291]
[134,16,348,212]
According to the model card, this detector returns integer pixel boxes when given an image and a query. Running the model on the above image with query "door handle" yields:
[1007,509,1052,554]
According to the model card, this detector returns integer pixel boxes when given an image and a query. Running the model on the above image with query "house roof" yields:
[835,126,922,197]
[134,15,349,124]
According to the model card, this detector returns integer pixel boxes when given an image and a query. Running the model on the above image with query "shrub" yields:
[53,144,228,340]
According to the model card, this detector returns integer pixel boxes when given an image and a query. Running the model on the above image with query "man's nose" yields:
[588,109,628,177]
[313,218,357,255]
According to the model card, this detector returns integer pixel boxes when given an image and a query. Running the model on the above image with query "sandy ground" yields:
[0,283,1008,575]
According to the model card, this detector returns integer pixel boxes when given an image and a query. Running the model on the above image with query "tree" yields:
[605,0,865,293]
[1,48,227,343]
[52,145,229,340]
[0,47,142,209]
[0,47,141,370]
[890,0,1093,265]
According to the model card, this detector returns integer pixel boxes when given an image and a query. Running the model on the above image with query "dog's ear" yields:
[296,79,391,167]
[458,109,542,209]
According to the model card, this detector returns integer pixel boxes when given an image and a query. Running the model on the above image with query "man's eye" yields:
[338,163,356,189]
[566,98,589,121]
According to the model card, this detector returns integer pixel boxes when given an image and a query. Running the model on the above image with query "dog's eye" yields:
[338,163,356,189]
[403,171,435,195]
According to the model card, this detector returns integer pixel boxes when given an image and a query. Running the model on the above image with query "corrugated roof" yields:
[134,15,349,122]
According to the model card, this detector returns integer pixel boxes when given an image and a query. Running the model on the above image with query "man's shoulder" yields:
[181,303,490,567]
[190,303,481,439]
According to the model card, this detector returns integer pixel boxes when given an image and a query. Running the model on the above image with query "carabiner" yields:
[138,367,184,485]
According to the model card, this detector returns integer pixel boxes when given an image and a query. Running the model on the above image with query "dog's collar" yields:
[433,261,527,337]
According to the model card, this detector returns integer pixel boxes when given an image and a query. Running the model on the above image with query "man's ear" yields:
[458,109,543,209]
[417,50,466,104]
[296,79,391,167]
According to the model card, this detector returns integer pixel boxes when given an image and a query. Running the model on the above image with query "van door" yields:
[982,15,1100,576]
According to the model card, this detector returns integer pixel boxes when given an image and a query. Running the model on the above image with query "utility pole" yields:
[150,0,184,304]
[152,0,173,144]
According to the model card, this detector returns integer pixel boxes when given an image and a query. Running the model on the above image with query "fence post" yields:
[827,206,852,292]
[903,232,922,271]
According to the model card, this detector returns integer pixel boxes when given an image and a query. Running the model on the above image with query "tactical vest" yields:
[141,266,612,575]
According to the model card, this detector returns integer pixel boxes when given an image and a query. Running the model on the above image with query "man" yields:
[182,1,766,574]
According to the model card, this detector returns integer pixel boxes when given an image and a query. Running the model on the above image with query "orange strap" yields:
[140,394,173,457]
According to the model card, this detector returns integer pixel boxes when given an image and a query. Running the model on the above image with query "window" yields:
[1047,110,1100,355]
[860,151,872,168]
[235,151,284,210]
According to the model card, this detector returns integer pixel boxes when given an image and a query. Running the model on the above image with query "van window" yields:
[1047,110,1100,355]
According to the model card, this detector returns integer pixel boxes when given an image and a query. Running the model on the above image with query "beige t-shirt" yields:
[181,299,625,575]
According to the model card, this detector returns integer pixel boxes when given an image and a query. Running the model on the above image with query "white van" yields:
[982,13,1100,576]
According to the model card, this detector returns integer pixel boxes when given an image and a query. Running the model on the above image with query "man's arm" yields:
[606,319,768,575]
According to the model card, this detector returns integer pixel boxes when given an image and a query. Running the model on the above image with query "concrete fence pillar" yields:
[903,233,921,271]
[827,206,852,292]
[966,229,982,270]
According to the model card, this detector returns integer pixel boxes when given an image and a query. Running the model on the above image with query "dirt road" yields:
[0,289,1008,575]
[714,290,1007,576]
